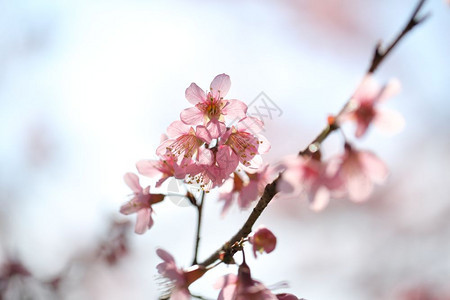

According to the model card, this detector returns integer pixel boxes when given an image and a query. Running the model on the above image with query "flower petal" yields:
[222,99,248,120]
[237,117,264,134]
[195,125,212,144]
[358,151,389,184]
[143,186,151,195]
[160,134,168,143]
[378,78,401,103]
[156,139,174,157]
[277,158,303,194]
[374,108,405,135]
[257,134,271,154]
[156,248,176,264]
[167,121,191,138]
[136,160,161,177]
[352,75,380,104]
[248,154,263,169]
[170,287,191,300]
[135,208,152,234]
[347,169,373,202]
[124,172,142,193]
[214,274,238,290]
[180,107,205,125]
[216,145,239,176]
[355,121,370,138]
[198,147,214,165]
[155,176,170,188]
[119,199,139,215]
[219,191,234,217]
[210,73,231,99]
[173,159,189,178]
[239,181,259,209]
[206,119,226,139]
[309,186,330,211]
[185,82,206,105]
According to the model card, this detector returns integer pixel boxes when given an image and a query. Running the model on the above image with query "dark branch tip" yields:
[415,12,431,25]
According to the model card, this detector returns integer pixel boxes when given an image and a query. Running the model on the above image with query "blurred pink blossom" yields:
[215,262,278,300]
[249,226,277,258]
[219,165,270,215]
[136,155,187,187]
[335,143,389,202]
[120,173,165,234]
[278,155,343,211]
[338,75,404,138]
[156,249,206,300]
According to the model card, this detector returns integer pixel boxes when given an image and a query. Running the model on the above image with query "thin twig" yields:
[198,0,428,268]
[367,0,429,73]
[192,190,205,265]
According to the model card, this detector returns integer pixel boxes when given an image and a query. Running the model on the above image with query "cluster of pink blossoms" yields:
[120,73,404,299]
[121,74,271,234]
[279,75,402,210]
[152,73,270,190]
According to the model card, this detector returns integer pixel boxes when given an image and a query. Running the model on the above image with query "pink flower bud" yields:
[277,293,301,300]
[249,226,277,258]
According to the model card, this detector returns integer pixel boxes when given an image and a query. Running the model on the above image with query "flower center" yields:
[355,101,376,123]
[167,134,202,158]
[226,132,258,166]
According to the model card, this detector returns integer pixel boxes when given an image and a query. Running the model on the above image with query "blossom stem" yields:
[192,190,205,265]
[198,0,428,268]
[298,122,339,156]
[367,0,429,73]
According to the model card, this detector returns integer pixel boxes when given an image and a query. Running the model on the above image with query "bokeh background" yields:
[1,0,449,299]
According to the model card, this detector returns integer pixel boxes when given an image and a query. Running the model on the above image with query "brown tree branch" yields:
[367,0,429,73]
[198,0,429,268]
[192,191,205,265]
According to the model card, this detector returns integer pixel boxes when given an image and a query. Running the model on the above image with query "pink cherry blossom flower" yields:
[278,155,343,211]
[335,143,389,202]
[186,145,239,190]
[136,155,188,188]
[249,226,277,258]
[120,173,165,234]
[219,165,270,215]
[215,262,278,300]
[338,75,404,138]
[138,134,196,187]
[221,117,270,168]
[156,249,206,300]
[98,219,131,265]
[181,74,248,138]
[156,121,213,164]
